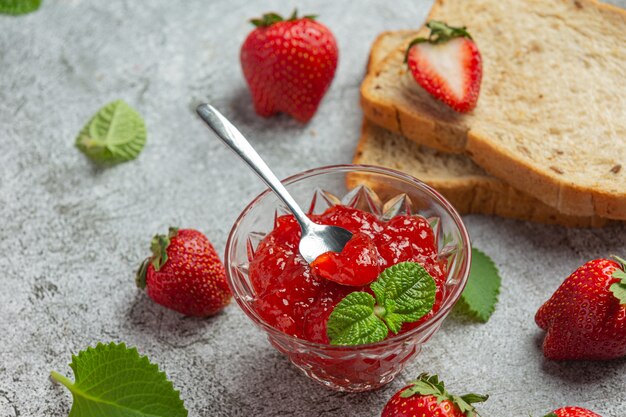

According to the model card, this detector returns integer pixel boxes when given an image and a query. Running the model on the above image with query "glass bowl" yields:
[225,165,471,392]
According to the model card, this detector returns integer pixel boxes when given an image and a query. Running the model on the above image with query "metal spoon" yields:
[196,104,353,264]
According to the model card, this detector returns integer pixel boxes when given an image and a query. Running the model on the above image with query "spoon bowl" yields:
[298,222,353,264]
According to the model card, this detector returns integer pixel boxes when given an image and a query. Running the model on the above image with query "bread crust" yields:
[352,121,611,227]
[360,0,626,219]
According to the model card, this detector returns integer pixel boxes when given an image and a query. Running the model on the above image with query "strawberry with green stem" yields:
[381,373,488,417]
[136,228,232,317]
[535,256,626,360]
[240,10,338,122]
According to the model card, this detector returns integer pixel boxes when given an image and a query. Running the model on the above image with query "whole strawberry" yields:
[535,257,626,360]
[544,406,603,417]
[381,374,488,417]
[240,11,338,122]
[136,228,232,317]
[406,21,482,112]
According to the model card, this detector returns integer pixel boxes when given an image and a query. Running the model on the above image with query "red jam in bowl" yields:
[249,205,446,344]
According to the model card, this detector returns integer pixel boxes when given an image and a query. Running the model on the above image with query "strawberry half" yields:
[240,11,338,122]
[535,256,626,360]
[406,20,482,113]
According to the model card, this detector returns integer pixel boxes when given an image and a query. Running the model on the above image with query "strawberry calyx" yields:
[250,9,317,27]
[135,227,179,289]
[610,255,626,305]
[400,373,488,417]
[543,414,559,417]
[405,20,473,62]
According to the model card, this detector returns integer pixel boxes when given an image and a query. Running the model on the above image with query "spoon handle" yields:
[196,104,311,229]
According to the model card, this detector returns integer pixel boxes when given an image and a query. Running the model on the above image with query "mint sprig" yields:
[326,292,389,345]
[327,262,436,346]
[0,0,41,15]
[75,100,147,166]
[51,342,188,417]
[455,248,501,322]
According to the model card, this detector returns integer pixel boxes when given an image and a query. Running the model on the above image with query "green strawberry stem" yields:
[150,227,179,271]
[250,10,317,27]
[404,20,473,62]
[135,258,150,289]
[136,227,180,289]
[400,374,488,417]
[611,254,626,268]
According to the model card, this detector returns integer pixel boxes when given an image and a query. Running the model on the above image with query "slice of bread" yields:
[354,121,609,227]
[361,0,626,219]
[353,31,609,227]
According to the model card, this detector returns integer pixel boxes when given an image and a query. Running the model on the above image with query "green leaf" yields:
[50,342,187,417]
[611,263,626,305]
[0,0,41,15]
[327,292,388,346]
[610,282,626,305]
[400,374,447,401]
[75,100,146,166]
[399,374,488,417]
[371,262,436,333]
[455,248,501,322]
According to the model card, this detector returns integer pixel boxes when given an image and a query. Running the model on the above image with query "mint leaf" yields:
[50,342,187,417]
[0,0,41,15]
[327,292,388,345]
[76,100,147,166]
[371,262,436,333]
[327,262,437,345]
[455,248,501,322]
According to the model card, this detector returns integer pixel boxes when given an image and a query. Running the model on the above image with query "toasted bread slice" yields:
[354,121,609,227]
[361,0,626,219]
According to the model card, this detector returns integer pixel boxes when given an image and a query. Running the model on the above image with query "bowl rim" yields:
[224,163,472,351]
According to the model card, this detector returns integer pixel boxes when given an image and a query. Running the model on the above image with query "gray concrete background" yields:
[1,0,625,416]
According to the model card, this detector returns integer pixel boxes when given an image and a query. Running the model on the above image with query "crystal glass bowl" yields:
[225,165,471,392]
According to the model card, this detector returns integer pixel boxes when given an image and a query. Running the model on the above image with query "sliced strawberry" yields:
[406,20,482,113]
[310,232,383,286]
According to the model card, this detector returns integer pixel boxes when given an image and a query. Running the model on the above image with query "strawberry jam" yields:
[249,205,446,344]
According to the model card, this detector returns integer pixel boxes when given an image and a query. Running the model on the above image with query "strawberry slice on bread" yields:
[406,21,482,113]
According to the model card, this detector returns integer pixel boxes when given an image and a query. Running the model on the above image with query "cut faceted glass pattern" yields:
[341,185,383,216]
[308,188,341,214]
[381,193,413,221]
[246,231,267,262]
[238,185,462,288]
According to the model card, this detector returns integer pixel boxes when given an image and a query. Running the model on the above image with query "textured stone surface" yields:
[1,1,625,416]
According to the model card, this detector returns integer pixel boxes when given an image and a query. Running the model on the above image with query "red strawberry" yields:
[310,232,383,286]
[544,407,603,417]
[136,228,232,317]
[406,20,482,113]
[381,374,488,417]
[535,257,626,360]
[240,11,338,122]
